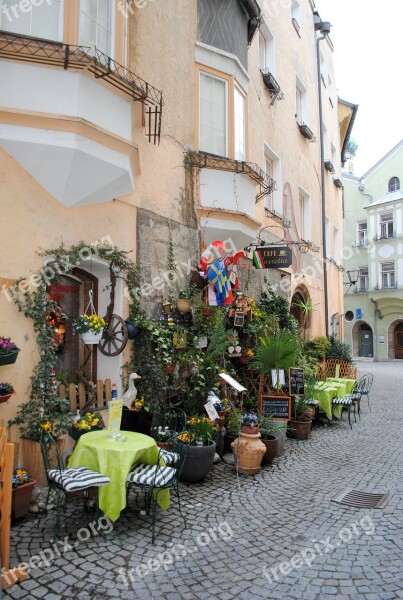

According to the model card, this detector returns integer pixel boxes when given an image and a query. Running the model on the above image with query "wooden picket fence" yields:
[317,360,357,380]
[58,379,112,414]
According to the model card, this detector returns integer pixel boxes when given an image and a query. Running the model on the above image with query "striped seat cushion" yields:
[332,396,352,405]
[47,467,111,492]
[127,464,176,487]
[159,449,181,465]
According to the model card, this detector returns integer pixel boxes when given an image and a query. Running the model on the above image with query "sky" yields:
[316,0,403,177]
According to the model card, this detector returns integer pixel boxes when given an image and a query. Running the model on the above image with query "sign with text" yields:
[289,368,305,395]
[259,395,291,420]
[108,400,123,436]
[253,246,292,269]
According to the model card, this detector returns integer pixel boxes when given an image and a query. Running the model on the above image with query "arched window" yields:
[388,177,400,192]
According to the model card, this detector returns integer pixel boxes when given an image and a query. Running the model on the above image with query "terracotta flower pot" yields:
[176,299,191,314]
[241,425,259,435]
[0,390,16,403]
[231,431,265,475]
[261,435,278,465]
[288,419,312,440]
[239,356,251,365]
[12,479,37,520]
[157,441,173,451]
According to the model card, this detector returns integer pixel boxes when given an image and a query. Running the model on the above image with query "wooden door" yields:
[394,323,403,359]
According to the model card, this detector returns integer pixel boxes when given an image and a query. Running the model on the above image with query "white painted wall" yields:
[200,169,256,216]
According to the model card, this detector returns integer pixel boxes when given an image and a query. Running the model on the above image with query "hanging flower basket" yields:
[0,390,16,403]
[0,350,19,366]
[80,329,104,345]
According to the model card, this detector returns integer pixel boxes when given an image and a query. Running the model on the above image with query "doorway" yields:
[394,323,403,359]
[359,323,373,358]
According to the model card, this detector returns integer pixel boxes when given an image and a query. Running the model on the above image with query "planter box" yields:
[12,479,36,520]
[0,349,19,366]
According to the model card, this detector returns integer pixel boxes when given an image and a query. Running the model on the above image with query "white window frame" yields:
[0,0,64,42]
[380,262,395,288]
[234,85,246,161]
[291,0,301,35]
[388,177,400,192]
[258,21,275,74]
[325,217,330,257]
[322,122,329,160]
[80,0,115,58]
[295,75,307,124]
[333,226,339,264]
[331,143,337,173]
[264,143,282,214]
[328,75,334,107]
[298,186,312,242]
[199,71,229,158]
[356,221,368,246]
[379,212,394,238]
[357,267,368,292]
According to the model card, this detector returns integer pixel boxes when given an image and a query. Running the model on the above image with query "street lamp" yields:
[344,268,359,295]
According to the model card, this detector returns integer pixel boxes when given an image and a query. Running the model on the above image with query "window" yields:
[292,1,301,34]
[199,72,227,157]
[80,0,113,56]
[325,217,330,257]
[388,177,400,192]
[328,75,334,107]
[258,23,275,74]
[259,32,267,70]
[265,155,274,210]
[357,268,368,292]
[331,143,337,173]
[356,221,368,246]
[264,143,281,213]
[320,51,326,86]
[322,123,328,159]
[333,226,339,264]
[234,87,245,161]
[295,76,307,124]
[299,187,312,241]
[0,0,63,41]
[381,262,395,289]
[379,213,394,238]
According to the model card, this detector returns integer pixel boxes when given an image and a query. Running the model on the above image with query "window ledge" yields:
[292,18,301,36]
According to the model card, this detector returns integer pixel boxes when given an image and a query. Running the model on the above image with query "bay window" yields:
[234,87,245,161]
[0,0,63,42]
[80,0,113,56]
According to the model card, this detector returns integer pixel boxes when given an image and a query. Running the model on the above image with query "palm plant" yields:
[252,333,299,392]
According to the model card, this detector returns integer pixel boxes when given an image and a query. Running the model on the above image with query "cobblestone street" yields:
[4,361,403,600]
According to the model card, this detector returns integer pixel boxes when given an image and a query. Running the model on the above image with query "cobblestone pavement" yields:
[4,362,403,600]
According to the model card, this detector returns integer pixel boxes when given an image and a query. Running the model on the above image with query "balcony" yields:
[352,238,368,248]
[353,287,368,293]
[260,69,284,107]
[297,123,315,142]
[0,31,163,207]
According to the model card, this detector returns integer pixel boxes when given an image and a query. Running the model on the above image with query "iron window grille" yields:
[0,31,164,144]
[184,150,276,203]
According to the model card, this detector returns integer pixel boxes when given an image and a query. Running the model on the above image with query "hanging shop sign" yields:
[252,246,292,269]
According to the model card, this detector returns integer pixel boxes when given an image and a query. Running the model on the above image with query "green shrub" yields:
[326,336,352,363]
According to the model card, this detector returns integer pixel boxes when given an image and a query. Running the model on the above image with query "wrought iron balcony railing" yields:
[374,283,398,290]
[184,151,276,203]
[373,232,396,241]
[0,31,164,144]
[353,287,368,293]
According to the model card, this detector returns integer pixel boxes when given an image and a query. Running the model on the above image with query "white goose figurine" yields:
[122,372,142,408]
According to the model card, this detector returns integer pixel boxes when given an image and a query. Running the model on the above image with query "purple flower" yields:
[0,337,17,355]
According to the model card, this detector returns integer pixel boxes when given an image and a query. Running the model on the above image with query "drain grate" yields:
[332,488,389,509]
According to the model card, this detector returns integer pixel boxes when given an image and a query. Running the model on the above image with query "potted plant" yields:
[12,468,37,520]
[224,407,241,453]
[239,348,254,365]
[176,284,198,315]
[0,382,16,403]
[73,313,107,344]
[259,414,288,464]
[69,411,105,440]
[175,415,218,483]
[0,336,20,366]
[288,395,313,440]
[150,425,173,450]
[125,321,142,340]
[252,332,299,393]
[240,413,260,434]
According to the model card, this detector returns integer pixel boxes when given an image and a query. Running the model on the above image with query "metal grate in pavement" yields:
[332,488,390,509]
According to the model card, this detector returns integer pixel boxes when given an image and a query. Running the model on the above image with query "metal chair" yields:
[332,380,362,429]
[39,430,111,539]
[357,373,373,411]
[150,408,187,465]
[126,433,190,544]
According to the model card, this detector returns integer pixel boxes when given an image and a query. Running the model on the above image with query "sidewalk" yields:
[4,361,403,600]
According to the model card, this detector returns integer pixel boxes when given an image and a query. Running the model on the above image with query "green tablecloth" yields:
[326,378,356,394]
[313,383,338,419]
[68,430,170,521]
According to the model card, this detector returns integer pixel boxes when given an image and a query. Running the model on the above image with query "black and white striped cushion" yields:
[126,464,176,487]
[47,467,110,492]
[332,397,352,405]
[159,450,180,465]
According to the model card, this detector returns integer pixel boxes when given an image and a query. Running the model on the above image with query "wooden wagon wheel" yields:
[98,314,128,357]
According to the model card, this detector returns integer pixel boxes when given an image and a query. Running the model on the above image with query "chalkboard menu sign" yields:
[289,368,304,395]
[260,395,291,420]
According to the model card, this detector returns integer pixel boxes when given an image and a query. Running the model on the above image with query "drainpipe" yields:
[371,299,378,362]
[316,22,332,337]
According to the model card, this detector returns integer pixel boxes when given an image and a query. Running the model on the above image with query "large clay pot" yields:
[231,431,266,475]
[12,479,37,520]
[176,299,191,314]
[261,435,278,465]
[288,419,312,440]
[176,441,216,483]
[266,419,288,456]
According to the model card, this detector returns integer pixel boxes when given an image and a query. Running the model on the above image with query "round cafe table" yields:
[68,430,170,521]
